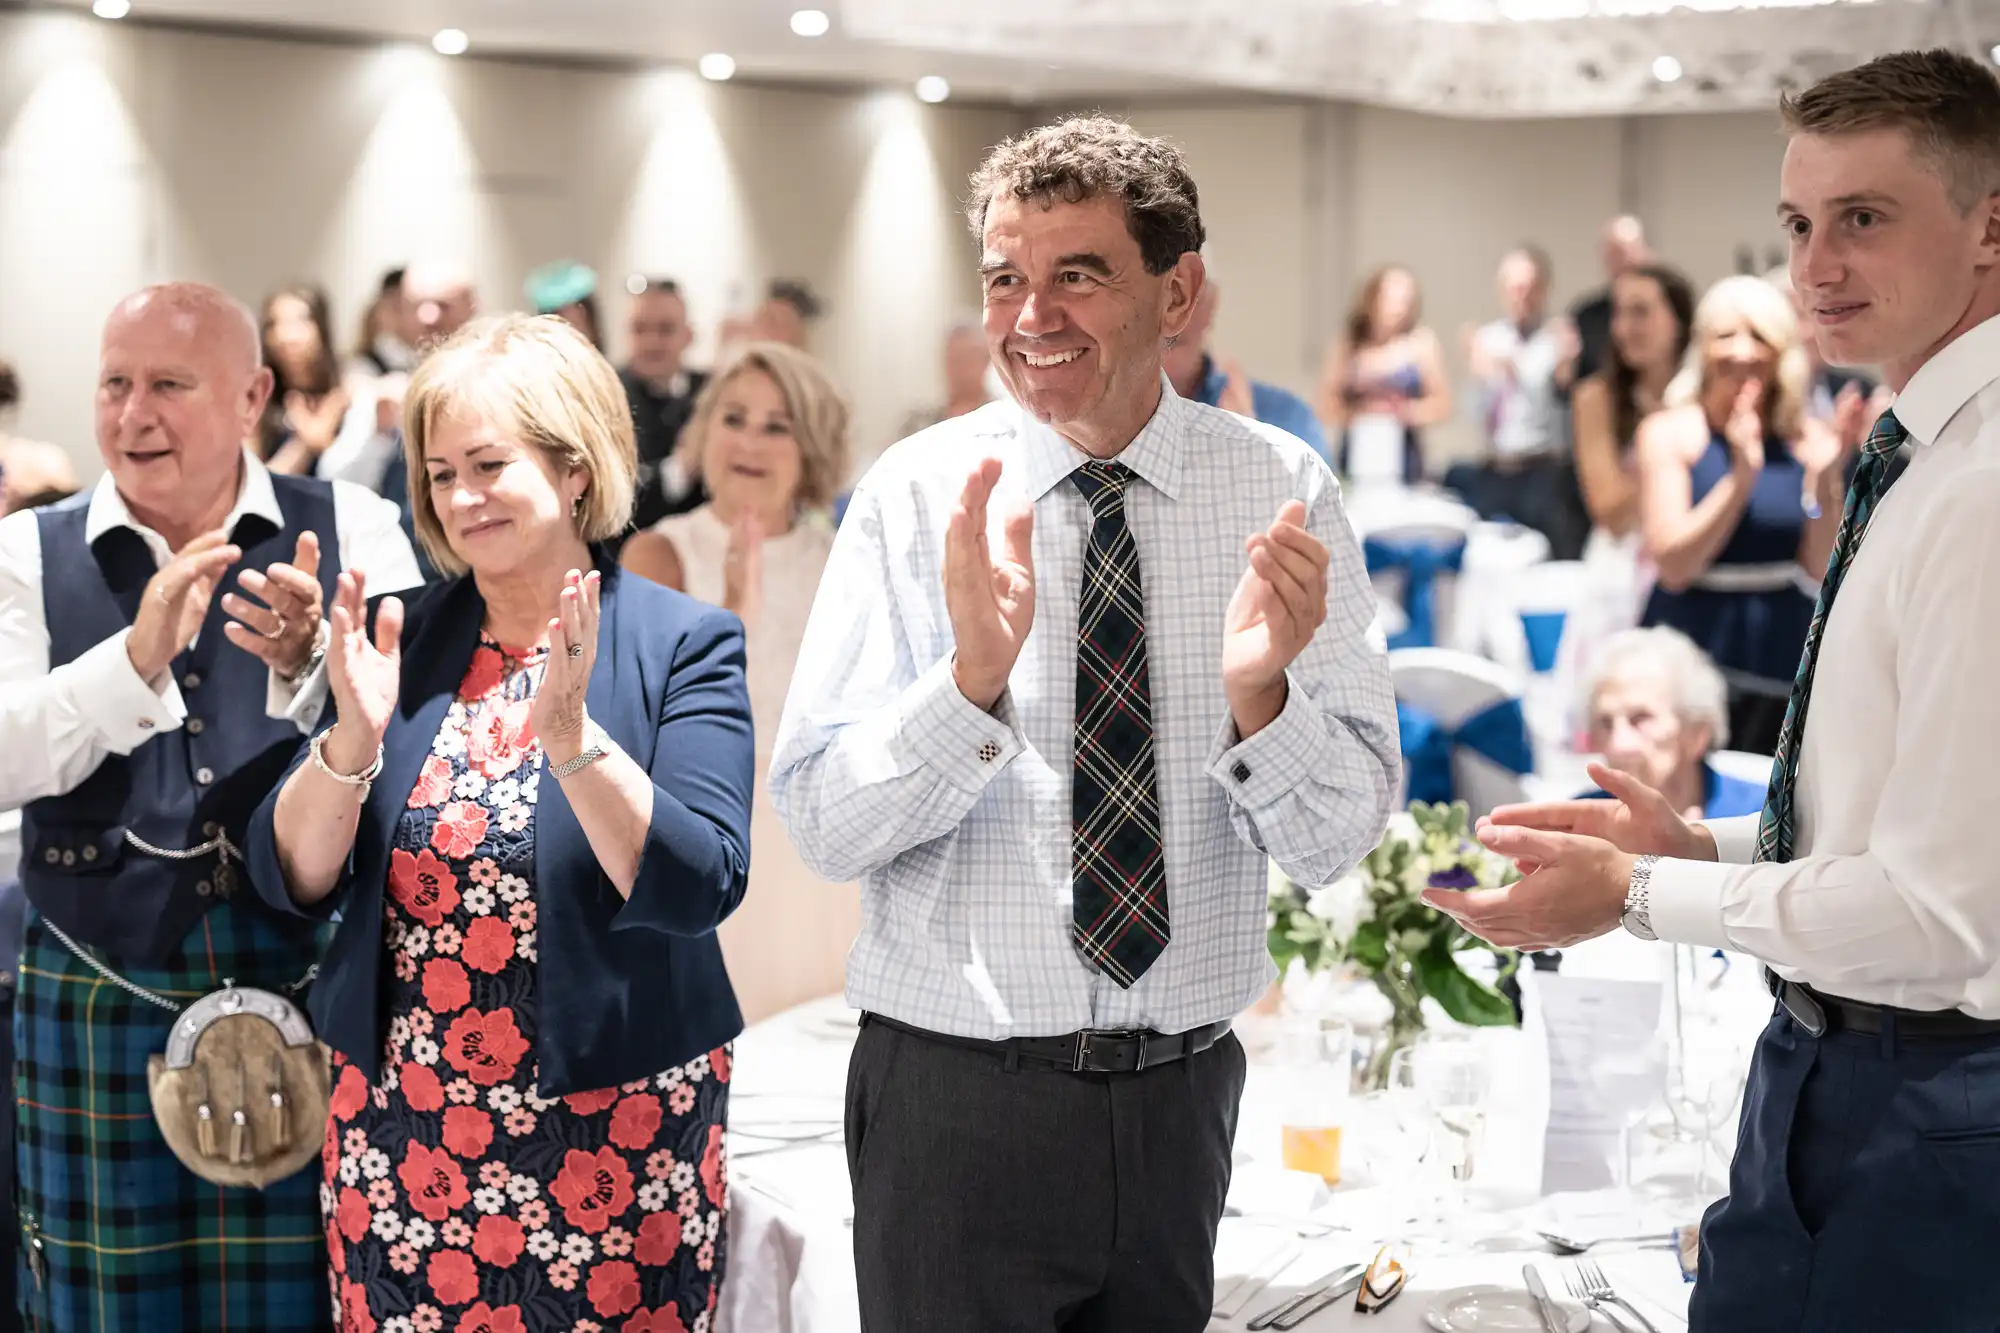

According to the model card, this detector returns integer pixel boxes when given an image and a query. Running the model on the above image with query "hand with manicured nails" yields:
[532,569,602,767]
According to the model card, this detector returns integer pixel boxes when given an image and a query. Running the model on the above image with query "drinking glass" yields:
[1275,1017,1356,1185]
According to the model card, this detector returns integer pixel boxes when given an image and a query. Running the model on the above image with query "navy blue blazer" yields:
[245,557,754,1095]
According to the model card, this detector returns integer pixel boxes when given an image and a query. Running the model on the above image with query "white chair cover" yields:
[1389,647,1534,820]
[1446,521,1552,657]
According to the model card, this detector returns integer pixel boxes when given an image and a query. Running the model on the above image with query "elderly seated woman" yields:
[1579,625,1768,820]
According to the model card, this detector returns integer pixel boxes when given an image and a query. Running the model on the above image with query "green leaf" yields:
[1415,938,1517,1027]
[1348,918,1390,970]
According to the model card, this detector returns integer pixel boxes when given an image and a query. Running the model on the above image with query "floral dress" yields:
[322,635,731,1333]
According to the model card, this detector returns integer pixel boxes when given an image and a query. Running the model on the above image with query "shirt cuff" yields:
[897,656,1025,794]
[1205,671,1328,811]
[82,628,186,750]
[1701,813,1761,866]
[1646,855,1738,952]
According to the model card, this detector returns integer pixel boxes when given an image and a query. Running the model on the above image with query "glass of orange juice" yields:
[1275,1017,1355,1186]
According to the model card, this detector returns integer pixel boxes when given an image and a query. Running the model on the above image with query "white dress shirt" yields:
[769,385,1400,1039]
[0,451,422,833]
[1650,313,2000,1018]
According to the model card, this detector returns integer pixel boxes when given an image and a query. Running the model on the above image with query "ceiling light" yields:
[699,52,737,81]
[92,0,131,17]
[1651,55,1683,83]
[790,9,831,37]
[915,75,951,103]
[1990,43,2000,66]
[626,274,649,296]
[431,28,469,56]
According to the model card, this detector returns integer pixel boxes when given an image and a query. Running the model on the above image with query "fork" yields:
[1573,1259,1663,1333]
[1563,1266,1642,1332]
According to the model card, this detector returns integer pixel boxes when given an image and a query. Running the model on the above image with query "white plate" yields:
[1424,1284,1591,1332]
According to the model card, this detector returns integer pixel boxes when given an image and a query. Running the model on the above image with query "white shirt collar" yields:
[1889,312,2000,447]
[1014,373,1188,503]
[84,447,282,551]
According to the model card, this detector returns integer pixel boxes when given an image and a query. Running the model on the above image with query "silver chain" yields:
[122,829,239,862]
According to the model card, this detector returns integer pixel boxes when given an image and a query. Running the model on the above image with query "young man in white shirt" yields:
[1433,49,2000,1331]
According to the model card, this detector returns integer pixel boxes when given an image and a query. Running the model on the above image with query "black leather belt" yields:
[1765,968,2000,1041]
[860,1012,1231,1074]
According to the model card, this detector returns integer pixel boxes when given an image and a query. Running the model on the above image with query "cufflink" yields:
[1231,761,1252,783]
[978,740,1001,764]
[138,719,155,731]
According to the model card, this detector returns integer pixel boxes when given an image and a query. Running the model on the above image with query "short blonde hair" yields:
[681,342,850,512]
[403,315,637,576]
[1584,626,1730,751]
[1665,275,1810,444]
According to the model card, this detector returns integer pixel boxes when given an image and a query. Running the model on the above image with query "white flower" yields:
[371,1209,404,1241]
[319,1181,335,1216]
[361,1149,391,1181]
[526,1230,560,1260]
[669,1162,696,1193]
[525,1085,559,1111]
[506,1175,540,1203]
[689,1053,711,1081]
[454,770,487,800]
[560,1233,595,1265]
[411,1036,441,1066]
[404,926,430,958]
[498,873,530,904]
[1304,873,1372,945]
[694,1310,711,1333]
[498,805,530,834]
[658,1066,685,1091]
[637,1180,671,1212]
[521,771,540,803]
[488,778,520,809]
[517,931,537,961]
[433,725,466,760]
[339,1156,361,1186]
[487,1084,522,1113]
[463,885,495,916]
[473,1188,506,1215]
[1399,856,1435,898]
[384,1320,415,1333]
[403,1218,436,1251]
[388,1016,411,1050]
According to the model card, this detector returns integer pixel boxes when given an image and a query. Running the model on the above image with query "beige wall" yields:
[0,11,1800,485]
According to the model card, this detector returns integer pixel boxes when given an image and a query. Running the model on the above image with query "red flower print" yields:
[336,1186,371,1243]
[549,1147,637,1234]
[341,1277,378,1333]
[711,1047,731,1084]
[460,645,506,701]
[427,1247,480,1306]
[391,848,461,928]
[424,958,471,1013]
[443,1008,531,1086]
[624,1307,688,1333]
[700,1123,726,1207]
[331,1063,369,1121]
[454,1304,526,1333]
[402,1062,445,1113]
[471,1214,524,1268]
[467,699,535,779]
[431,801,491,861]
[634,1211,682,1267]
[586,1260,642,1319]
[461,917,516,974]
[608,1094,663,1152]
[441,1105,494,1160]
[408,754,454,810]
[327,1224,347,1275]
[398,1142,472,1222]
[563,1088,619,1116]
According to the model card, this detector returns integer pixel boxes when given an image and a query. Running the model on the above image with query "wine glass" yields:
[1393,1033,1494,1185]
[1591,1027,1668,1191]
[1665,1037,1746,1198]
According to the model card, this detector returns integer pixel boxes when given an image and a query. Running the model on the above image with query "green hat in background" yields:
[526,261,597,313]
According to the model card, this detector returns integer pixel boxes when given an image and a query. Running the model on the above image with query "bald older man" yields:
[0,282,419,1330]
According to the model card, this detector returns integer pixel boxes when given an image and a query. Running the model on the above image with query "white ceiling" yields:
[50,0,2000,116]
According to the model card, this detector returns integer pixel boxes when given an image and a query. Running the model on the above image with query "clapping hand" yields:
[1478,762,1716,870]
[284,387,352,458]
[532,569,601,767]
[944,458,1035,711]
[1723,380,1766,473]
[321,568,404,773]
[126,530,240,686]
[1222,499,1328,735]
[721,511,764,624]
[222,530,326,679]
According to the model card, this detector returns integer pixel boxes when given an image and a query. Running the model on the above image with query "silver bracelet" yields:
[548,722,611,781]
[310,729,384,802]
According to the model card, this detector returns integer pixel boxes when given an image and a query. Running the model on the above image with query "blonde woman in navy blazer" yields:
[246,315,753,1332]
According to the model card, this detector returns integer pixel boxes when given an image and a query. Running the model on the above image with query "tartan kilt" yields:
[15,899,335,1333]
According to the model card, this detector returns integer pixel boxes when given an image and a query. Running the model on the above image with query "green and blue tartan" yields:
[1756,408,1911,864]
[14,899,334,1333]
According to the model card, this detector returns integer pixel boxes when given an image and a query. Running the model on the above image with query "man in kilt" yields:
[0,283,420,1331]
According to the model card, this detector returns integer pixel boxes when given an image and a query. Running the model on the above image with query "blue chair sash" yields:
[1519,609,1566,673]
[1398,697,1535,806]
[1364,535,1466,651]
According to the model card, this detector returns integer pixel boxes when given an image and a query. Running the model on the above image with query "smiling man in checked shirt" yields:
[769,117,1399,1332]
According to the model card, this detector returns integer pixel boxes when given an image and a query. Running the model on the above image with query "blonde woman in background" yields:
[1635,274,1853,754]
[623,341,857,1023]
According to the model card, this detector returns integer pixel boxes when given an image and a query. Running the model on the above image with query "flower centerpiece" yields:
[1268,800,1521,1083]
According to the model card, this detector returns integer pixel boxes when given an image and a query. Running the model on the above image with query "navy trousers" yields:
[1691,1006,2000,1331]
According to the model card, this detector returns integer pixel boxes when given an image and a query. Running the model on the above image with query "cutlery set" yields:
[1227,1243,1412,1329]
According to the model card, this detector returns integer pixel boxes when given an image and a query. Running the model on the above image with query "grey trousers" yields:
[845,1016,1246,1332]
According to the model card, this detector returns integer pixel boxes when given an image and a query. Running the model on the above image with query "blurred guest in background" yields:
[349,266,415,379]
[1164,275,1329,465]
[750,278,822,349]
[1568,215,1653,386]
[526,259,602,348]
[1580,626,1767,819]
[1637,274,1849,754]
[1318,264,1451,483]
[1450,246,1589,557]
[257,283,355,476]
[623,277,711,532]
[1571,263,1697,540]
[623,341,856,1022]
[898,317,996,437]
[0,360,77,515]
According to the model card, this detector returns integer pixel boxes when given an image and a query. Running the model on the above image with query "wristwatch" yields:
[282,622,329,687]
[1622,854,1661,941]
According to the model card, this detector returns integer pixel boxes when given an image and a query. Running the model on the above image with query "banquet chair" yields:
[1389,648,1536,820]
[1351,492,1479,652]
[1445,521,1552,656]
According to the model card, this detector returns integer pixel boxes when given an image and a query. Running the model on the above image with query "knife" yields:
[1246,1263,1368,1331]
[1523,1263,1566,1333]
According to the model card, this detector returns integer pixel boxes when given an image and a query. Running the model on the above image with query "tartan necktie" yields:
[1755,409,1910,863]
[1069,462,1169,987]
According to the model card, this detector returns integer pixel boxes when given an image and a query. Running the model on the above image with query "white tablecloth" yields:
[718,997,1712,1333]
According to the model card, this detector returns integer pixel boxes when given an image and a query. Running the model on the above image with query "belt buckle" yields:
[1778,981,1828,1038]
[1072,1030,1145,1073]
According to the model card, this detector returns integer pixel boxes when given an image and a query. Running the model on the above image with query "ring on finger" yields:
[566,643,583,659]
[265,614,289,641]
